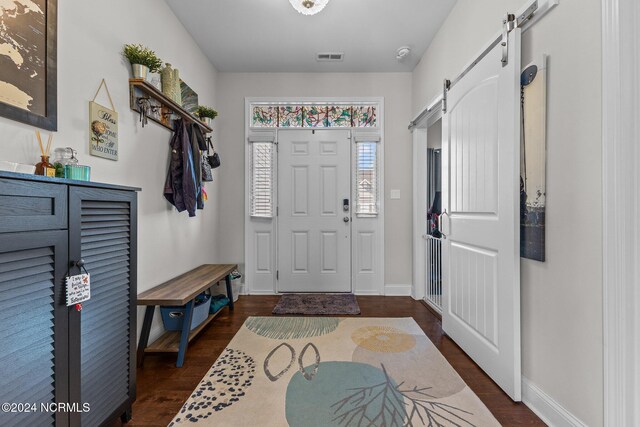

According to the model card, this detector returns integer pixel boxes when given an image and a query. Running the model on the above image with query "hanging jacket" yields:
[164,119,198,217]
[190,123,205,210]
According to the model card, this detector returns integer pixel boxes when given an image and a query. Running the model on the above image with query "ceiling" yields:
[165,0,458,73]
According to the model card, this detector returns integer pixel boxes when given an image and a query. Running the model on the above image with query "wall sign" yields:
[66,274,91,306]
[89,79,118,161]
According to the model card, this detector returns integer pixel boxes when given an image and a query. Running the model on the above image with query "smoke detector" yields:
[396,46,411,60]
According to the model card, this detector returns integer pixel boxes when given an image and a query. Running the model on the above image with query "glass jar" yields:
[52,147,70,177]
[68,148,79,166]
[51,147,79,178]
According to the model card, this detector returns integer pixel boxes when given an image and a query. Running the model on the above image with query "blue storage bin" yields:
[161,294,211,331]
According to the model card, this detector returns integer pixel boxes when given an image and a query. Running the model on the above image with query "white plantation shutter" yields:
[250,142,274,218]
[355,139,380,216]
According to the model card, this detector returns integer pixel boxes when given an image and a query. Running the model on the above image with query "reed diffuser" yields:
[34,131,55,177]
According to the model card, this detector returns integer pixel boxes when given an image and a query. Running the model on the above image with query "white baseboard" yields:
[354,290,382,296]
[522,377,587,427]
[384,284,413,296]
[247,289,277,295]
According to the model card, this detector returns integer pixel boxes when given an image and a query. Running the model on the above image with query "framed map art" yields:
[0,0,58,130]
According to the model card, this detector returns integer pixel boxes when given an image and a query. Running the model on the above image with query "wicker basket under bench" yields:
[136,264,236,367]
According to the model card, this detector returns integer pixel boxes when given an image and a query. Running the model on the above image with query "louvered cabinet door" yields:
[0,231,69,427]
[68,187,137,427]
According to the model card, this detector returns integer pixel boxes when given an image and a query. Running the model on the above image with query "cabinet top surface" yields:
[0,171,141,191]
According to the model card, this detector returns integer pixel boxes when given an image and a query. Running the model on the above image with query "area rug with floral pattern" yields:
[169,317,499,426]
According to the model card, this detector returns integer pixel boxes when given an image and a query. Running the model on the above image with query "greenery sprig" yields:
[123,44,163,73]
[196,105,218,120]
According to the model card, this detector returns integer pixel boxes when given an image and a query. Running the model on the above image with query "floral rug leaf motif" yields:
[169,317,500,426]
[245,316,340,339]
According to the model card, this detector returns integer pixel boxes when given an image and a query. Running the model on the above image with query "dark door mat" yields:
[272,293,361,315]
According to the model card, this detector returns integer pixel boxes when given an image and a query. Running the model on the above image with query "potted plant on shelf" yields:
[123,44,163,80]
[196,106,218,126]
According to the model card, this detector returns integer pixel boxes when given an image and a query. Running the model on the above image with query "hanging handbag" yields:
[207,137,221,169]
[201,151,213,182]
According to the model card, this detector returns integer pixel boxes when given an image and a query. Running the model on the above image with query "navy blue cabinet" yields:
[0,173,138,427]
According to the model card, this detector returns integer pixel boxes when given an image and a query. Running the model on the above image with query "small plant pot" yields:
[199,117,211,126]
[131,64,149,79]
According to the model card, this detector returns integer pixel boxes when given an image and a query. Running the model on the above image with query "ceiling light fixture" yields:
[396,47,411,60]
[289,0,330,16]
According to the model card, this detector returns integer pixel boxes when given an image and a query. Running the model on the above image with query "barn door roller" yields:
[501,14,517,66]
[442,79,451,114]
[409,0,556,129]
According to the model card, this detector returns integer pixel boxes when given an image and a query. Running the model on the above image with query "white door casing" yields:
[602,0,640,424]
[277,129,352,292]
[244,98,384,296]
[411,103,443,303]
[442,28,522,401]
[412,127,428,301]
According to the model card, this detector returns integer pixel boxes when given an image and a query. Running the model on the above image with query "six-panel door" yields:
[278,130,352,292]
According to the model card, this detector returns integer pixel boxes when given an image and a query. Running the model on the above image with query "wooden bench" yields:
[136,264,237,367]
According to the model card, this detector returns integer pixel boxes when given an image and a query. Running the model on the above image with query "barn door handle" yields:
[439,209,449,239]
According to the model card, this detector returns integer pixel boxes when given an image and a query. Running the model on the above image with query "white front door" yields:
[278,130,352,292]
[442,28,522,400]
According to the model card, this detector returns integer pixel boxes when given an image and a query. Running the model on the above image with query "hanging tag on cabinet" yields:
[66,273,91,307]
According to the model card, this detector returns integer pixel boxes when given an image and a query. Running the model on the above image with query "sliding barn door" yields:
[442,28,522,400]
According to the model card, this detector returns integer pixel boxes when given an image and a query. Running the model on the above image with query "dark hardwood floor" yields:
[118,296,545,426]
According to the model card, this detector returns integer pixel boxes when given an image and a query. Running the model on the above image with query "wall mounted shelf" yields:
[128,78,213,133]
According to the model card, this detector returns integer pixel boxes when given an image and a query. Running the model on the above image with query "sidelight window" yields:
[355,141,379,216]
[250,142,274,218]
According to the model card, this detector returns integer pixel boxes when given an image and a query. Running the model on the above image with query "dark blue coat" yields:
[164,120,198,217]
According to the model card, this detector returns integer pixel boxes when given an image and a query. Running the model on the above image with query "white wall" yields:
[427,119,442,149]
[412,0,603,425]
[215,73,413,287]
[0,0,221,339]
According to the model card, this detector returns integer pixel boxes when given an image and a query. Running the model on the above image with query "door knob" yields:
[343,216,350,223]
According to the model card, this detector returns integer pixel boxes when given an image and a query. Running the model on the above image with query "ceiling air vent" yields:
[317,52,344,62]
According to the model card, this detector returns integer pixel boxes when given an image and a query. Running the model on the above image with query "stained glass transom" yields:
[250,103,378,128]
[327,106,352,127]
[303,105,329,128]
[352,105,377,128]
[252,106,278,128]
[278,106,303,127]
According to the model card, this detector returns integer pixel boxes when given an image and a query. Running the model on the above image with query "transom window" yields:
[251,104,377,128]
